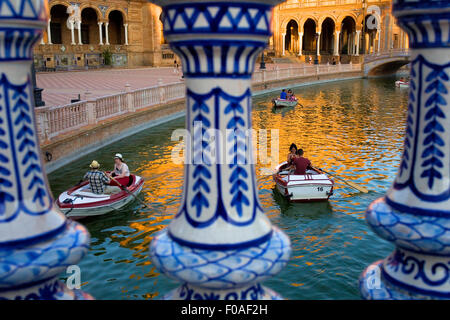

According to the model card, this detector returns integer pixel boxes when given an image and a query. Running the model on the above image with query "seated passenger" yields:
[286,89,292,100]
[110,153,130,179]
[293,149,312,175]
[287,143,298,166]
[280,89,287,100]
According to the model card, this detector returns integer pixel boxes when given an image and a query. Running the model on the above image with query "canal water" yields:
[48,76,409,300]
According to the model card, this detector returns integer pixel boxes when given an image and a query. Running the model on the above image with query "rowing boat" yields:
[56,174,144,218]
[272,162,334,202]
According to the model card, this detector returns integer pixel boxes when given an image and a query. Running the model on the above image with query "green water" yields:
[48,77,409,300]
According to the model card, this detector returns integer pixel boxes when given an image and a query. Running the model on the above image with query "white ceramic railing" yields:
[364,49,410,63]
[36,64,361,142]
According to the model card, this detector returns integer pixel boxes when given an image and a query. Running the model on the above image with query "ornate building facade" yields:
[271,0,409,63]
[33,0,175,70]
[34,0,409,70]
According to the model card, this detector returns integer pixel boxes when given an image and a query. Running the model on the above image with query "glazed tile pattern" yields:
[162,2,272,36]
[360,0,450,299]
[149,0,290,300]
[0,0,92,300]
[151,228,290,289]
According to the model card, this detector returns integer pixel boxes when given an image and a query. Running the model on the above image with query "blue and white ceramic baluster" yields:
[0,0,92,300]
[149,0,291,300]
[360,0,450,300]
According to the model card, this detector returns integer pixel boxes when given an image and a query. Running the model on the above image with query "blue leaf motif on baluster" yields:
[226,96,249,217]
[10,83,46,206]
[0,102,14,216]
[191,165,211,217]
[420,65,448,189]
[400,75,416,176]
[189,93,212,218]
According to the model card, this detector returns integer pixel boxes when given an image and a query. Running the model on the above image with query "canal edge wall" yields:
[43,70,362,174]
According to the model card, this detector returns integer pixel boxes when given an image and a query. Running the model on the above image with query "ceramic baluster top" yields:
[360,0,450,299]
[150,0,287,249]
[385,0,450,216]
[148,0,291,299]
[0,0,68,246]
[0,0,91,300]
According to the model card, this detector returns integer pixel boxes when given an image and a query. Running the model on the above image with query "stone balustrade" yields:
[364,48,410,63]
[35,63,361,143]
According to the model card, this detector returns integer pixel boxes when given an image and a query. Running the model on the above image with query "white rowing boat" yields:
[395,80,409,88]
[56,174,144,219]
[272,98,298,108]
[272,162,334,202]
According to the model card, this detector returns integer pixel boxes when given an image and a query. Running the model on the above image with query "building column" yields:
[47,18,52,44]
[334,30,340,56]
[98,22,104,45]
[70,21,76,45]
[316,31,321,56]
[348,33,352,55]
[77,21,82,45]
[282,33,286,56]
[298,32,303,56]
[355,30,361,56]
[377,29,381,53]
[105,22,110,45]
[124,23,129,45]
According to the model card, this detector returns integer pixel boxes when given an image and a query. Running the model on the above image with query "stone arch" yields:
[302,18,317,54]
[49,3,70,45]
[320,17,335,55]
[284,19,299,54]
[300,16,319,31]
[79,4,103,21]
[108,10,126,45]
[49,1,71,11]
[281,16,300,31]
[336,13,357,28]
[318,15,337,29]
[105,8,128,24]
[80,7,100,44]
[364,14,380,54]
[340,16,357,55]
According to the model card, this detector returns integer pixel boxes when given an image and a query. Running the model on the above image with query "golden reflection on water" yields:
[49,77,408,299]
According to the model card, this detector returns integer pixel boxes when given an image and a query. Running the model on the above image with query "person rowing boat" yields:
[292,149,312,175]
[83,160,121,195]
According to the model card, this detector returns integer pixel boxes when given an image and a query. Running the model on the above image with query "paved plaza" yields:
[36,67,185,107]
[36,63,292,107]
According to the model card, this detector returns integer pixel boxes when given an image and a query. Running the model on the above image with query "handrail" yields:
[36,64,362,142]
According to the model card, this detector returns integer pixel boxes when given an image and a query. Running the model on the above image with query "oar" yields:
[108,174,152,209]
[313,167,369,193]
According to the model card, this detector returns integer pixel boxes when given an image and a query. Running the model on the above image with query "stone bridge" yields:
[363,49,411,76]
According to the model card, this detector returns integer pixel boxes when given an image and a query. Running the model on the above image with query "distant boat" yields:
[395,80,409,88]
[272,162,334,202]
[57,174,144,219]
[272,98,298,108]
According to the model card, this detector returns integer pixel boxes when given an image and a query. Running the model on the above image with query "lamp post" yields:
[361,0,367,55]
[31,57,45,107]
[360,0,450,299]
[260,51,266,70]
[148,0,291,300]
